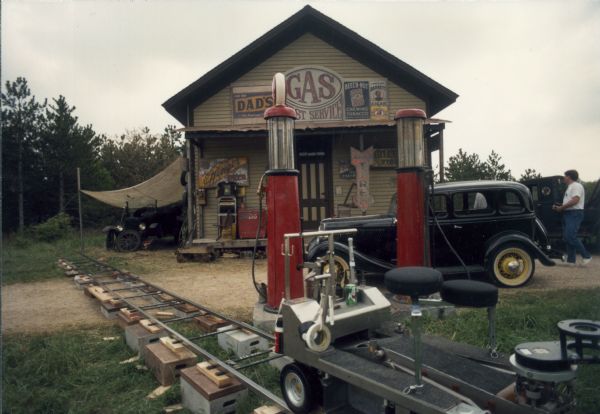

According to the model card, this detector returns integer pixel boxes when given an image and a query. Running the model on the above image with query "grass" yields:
[1,230,152,285]
[2,231,599,412]
[423,288,600,413]
[2,322,280,413]
[2,325,187,414]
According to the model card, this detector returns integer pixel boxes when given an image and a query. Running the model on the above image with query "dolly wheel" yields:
[487,244,534,287]
[280,363,321,413]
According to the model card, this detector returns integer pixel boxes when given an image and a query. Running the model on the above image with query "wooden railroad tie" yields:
[196,361,233,388]
[87,286,115,303]
[140,319,162,334]
[158,293,176,302]
[120,308,141,319]
[160,336,186,354]
[155,311,175,320]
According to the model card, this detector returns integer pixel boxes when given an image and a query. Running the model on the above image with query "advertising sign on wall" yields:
[343,80,370,120]
[232,85,273,124]
[369,80,389,121]
[230,68,389,124]
[372,148,398,168]
[285,66,344,122]
[197,157,249,188]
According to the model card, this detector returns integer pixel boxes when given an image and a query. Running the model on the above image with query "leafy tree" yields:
[520,168,543,181]
[445,148,514,182]
[100,126,183,188]
[39,95,110,215]
[444,149,487,181]
[483,150,514,181]
[1,77,46,233]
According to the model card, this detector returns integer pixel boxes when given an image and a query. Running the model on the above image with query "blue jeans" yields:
[562,210,591,263]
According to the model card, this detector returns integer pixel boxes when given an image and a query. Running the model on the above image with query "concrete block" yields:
[144,342,197,386]
[194,314,229,332]
[267,353,293,372]
[124,323,167,357]
[117,309,142,329]
[100,301,123,320]
[217,326,270,358]
[180,365,247,414]
[73,275,94,289]
[252,302,277,334]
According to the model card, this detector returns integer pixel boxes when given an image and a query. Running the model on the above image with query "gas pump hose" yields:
[252,174,268,302]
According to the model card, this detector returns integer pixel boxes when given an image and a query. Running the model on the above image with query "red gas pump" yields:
[263,73,304,311]
[394,109,430,267]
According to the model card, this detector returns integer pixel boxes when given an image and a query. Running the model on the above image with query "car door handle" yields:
[453,225,463,229]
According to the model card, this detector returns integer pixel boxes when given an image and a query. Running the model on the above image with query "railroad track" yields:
[59,253,289,411]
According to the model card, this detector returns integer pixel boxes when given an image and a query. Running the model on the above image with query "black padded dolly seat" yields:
[384,267,442,390]
[440,280,499,357]
[384,266,443,299]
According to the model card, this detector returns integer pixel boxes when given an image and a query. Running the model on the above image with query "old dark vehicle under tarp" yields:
[82,157,185,252]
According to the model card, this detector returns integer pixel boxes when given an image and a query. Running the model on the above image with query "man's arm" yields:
[554,195,581,212]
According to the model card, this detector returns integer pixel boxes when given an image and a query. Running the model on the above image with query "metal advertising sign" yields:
[197,157,249,188]
[285,66,344,122]
[351,146,375,213]
[372,148,398,168]
[369,80,389,121]
[231,69,389,125]
[344,80,370,120]
[232,84,273,124]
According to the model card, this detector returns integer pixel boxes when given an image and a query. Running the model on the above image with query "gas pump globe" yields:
[267,116,296,170]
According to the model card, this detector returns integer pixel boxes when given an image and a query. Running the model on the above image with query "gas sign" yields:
[285,67,344,122]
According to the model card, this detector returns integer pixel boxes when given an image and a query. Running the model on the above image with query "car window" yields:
[529,185,539,202]
[498,190,525,214]
[453,192,493,216]
[432,195,448,217]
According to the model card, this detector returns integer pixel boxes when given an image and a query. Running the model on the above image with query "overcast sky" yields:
[3,0,600,180]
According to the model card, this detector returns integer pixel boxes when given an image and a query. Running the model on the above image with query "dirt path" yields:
[1,278,113,334]
[2,249,598,334]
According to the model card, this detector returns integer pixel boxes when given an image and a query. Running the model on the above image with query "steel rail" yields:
[79,253,274,341]
[73,253,288,411]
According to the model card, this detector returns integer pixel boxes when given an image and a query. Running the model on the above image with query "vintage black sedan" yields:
[306,181,555,288]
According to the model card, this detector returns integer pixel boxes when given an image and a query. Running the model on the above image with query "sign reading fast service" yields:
[231,67,388,124]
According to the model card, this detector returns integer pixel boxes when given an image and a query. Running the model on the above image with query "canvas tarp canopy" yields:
[82,157,184,209]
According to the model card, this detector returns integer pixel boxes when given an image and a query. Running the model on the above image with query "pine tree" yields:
[1,77,46,232]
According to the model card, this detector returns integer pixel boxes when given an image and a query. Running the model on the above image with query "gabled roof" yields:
[162,5,458,125]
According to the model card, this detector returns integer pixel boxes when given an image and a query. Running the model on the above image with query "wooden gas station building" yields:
[163,6,458,244]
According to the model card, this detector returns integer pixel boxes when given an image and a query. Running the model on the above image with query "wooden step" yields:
[155,311,176,320]
[196,361,233,388]
[160,337,186,354]
[140,319,162,334]
[87,286,114,302]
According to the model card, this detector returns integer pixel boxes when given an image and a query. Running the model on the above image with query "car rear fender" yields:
[486,233,555,267]
[305,241,394,274]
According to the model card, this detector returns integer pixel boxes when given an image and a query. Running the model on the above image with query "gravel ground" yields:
[2,249,598,334]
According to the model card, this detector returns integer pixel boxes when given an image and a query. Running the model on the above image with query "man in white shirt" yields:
[552,170,592,266]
